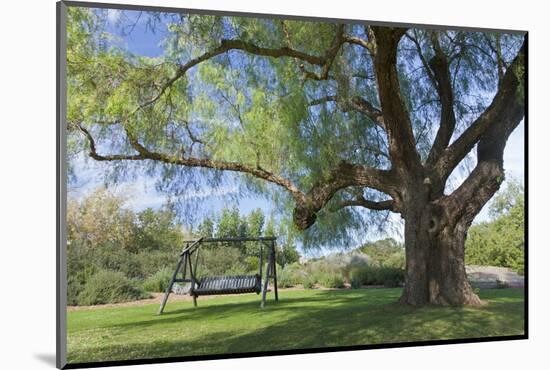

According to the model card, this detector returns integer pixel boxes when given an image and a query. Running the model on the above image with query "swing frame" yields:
[158,236,279,314]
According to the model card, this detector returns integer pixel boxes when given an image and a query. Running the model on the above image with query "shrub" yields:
[276,268,294,288]
[67,266,96,305]
[277,263,307,288]
[379,267,404,287]
[67,275,86,306]
[384,252,406,270]
[318,272,345,288]
[342,253,370,279]
[224,265,250,276]
[350,276,362,289]
[277,264,306,288]
[142,267,173,292]
[244,256,259,272]
[349,265,404,287]
[359,238,404,267]
[199,247,247,276]
[302,275,317,289]
[86,243,146,279]
[77,269,150,305]
[349,266,373,286]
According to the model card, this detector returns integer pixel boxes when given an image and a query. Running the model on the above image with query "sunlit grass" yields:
[67,288,524,364]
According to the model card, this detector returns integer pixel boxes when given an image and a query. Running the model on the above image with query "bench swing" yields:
[158,236,279,314]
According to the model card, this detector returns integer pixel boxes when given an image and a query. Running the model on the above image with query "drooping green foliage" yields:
[66,7,524,249]
[465,180,525,273]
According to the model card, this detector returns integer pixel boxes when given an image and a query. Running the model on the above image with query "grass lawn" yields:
[67,288,525,364]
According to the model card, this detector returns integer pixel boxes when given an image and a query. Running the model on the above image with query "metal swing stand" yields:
[158,236,279,314]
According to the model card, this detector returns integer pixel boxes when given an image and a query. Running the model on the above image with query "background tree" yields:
[67,188,135,250]
[196,216,214,238]
[66,188,189,304]
[465,179,525,273]
[67,8,525,305]
[196,207,301,270]
[358,238,405,269]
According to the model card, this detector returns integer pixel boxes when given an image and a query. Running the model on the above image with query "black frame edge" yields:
[64,334,527,369]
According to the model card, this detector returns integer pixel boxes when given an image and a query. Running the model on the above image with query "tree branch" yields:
[405,30,437,88]
[308,95,385,129]
[298,24,345,81]
[371,26,422,174]
[135,36,342,114]
[73,122,145,161]
[350,96,385,129]
[74,122,306,202]
[293,162,398,229]
[432,39,525,183]
[343,35,375,53]
[330,195,394,212]
[425,32,457,169]
[438,37,526,225]
[76,120,397,232]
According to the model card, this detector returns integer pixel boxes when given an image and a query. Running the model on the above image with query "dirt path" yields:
[67,287,305,311]
[68,265,524,311]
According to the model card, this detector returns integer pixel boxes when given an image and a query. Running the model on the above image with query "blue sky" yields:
[69,8,525,253]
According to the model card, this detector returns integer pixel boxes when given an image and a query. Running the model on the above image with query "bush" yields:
[380,267,404,287]
[302,275,317,289]
[198,247,247,276]
[142,267,173,292]
[465,184,524,275]
[359,238,404,267]
[277,263,307,288]
[133,251,179,278]
[224,265,251,276]
[350,276,362,289]
[317,272,345,288]
[244,255,259,272]
[67,275,86,306]
[349,266,372,286]
[277,263,306,288]
[67,266,96,305]
[89,243,146,279]
[77,269,150,305]
[349,266,404,287]
[276,268,294,288]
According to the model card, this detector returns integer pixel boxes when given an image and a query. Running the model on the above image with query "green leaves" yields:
[466,180,524,273]
[67,8,524,249]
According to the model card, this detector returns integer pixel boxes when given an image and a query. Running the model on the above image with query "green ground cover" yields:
[67,288,525,364]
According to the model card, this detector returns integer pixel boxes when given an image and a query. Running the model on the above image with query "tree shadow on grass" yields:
[68,288,525,364]
[108,289,400,331]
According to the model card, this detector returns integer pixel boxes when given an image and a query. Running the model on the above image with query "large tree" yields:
[66,8,525,305]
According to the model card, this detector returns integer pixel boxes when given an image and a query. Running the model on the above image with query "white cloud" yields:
[106,9,121,24]
[181,186,239,200]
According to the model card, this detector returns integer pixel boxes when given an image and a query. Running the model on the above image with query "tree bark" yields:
[400,199,483,306]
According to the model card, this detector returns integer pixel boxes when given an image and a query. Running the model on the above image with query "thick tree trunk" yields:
[399,203,483,306]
